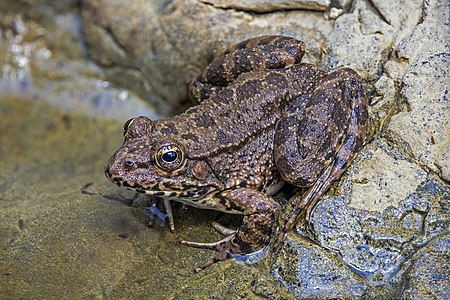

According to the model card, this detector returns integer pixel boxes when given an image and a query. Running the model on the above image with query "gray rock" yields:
[385,0,450,182]
[327,0,394,77]
[81,0,333,114]
[401,236,450,299]
[199,0,331,12]
[348,139,428,211]
[276,138,449,298]
[0,14,156,121]
[272,235,371,299]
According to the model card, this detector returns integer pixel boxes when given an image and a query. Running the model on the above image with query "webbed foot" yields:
[181,222,237,272]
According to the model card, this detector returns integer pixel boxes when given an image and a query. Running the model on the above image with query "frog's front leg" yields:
[181,188,280,271]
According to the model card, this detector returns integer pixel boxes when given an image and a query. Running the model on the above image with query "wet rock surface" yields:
[275,139,449,298]
[1,0,449,299]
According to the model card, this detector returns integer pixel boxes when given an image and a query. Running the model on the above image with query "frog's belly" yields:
[170,196,243,215]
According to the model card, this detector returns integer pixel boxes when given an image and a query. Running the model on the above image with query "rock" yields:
[327,0,423,78]
[334,0,353,9]
[326,1,394,77]
[0,13,156,121]
[273,235,372,298]
[199,0,331,12]
[81,0,333,114]
[401,236,450,299]
[371,0,423,45]
[384,0,450,182]
[277,137,450,298]
[0,0,80,22]
[348,139,428,211]
[328,7,345,19]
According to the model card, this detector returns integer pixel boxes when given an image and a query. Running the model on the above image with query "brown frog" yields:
[105,36,368,271]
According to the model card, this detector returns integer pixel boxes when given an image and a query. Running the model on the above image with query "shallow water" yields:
[0,96,293,299]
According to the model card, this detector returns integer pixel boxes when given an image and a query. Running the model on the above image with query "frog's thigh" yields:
[274,68,365,187]
[189,36,305,104]
[221,188,280,253]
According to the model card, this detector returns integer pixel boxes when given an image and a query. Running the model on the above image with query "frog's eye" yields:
[154,144,185,171]
[123,118,135,136]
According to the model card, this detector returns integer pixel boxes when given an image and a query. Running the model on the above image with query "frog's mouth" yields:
[104,166,218,199]
[140,185,216,199]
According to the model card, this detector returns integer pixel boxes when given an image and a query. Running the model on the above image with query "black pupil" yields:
[162,151,177,162]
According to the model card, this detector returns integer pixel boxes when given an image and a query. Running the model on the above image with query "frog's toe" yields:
[211,221,237,236]
[181,234,234,251]
[180,221,236,250]
[194,251,229,272]
[181,222,241,271]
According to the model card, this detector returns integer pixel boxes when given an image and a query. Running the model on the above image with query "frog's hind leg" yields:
[274,68,368,247]
[189,35,306,103]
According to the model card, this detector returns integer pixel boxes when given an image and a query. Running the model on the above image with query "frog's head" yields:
[105,116,223,200]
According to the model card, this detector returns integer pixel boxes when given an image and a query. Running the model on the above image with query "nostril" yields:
[125,160,135,167]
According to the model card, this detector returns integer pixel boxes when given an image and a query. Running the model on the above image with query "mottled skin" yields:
[105,36,368,271]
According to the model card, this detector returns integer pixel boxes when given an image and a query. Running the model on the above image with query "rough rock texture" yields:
[275,138,449,298]
[199,0,331,12]
[0,0,449,299]
[81,0,333,114]
[384,1,449,182]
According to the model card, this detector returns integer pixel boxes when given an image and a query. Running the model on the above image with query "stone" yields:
[347,139,428,211]
[277,134,450,298]
[401,236,450,299]
[273,235,371,299]
[81,0,333,115]
[0,0,80,23]
[0,14,156,121]
[199,0,331,12]
[385,0,450,182]
[326,0,395,77]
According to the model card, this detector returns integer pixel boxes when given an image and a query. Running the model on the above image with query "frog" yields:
[105,35,369,271]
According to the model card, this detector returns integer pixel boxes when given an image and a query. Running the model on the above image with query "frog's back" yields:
[156,72,281,159]
[159,63,326,160]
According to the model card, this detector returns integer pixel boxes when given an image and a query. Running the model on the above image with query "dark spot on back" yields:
[236,79,260,100]
[215,88,234,105]
[122,181,132,188]
[206,59,228,86]
[194,112,216,128]
[264,72,287,88]
[216,129,230,144]
[181,133,199,143]
[163,181,174,188]
[160,122,179,135]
